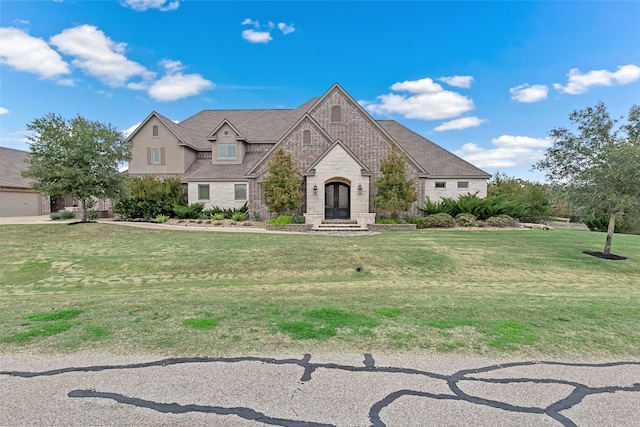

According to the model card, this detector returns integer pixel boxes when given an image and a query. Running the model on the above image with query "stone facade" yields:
[126,83,491,224]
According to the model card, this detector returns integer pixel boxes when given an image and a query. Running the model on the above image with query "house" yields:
[0,146,111,217]
[0,147,50,217]
[126,83,490,225]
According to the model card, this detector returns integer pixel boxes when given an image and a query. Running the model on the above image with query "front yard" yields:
[0,224,638,358]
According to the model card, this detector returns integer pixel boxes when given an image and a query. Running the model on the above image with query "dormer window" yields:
[152,125,159,137]
[331,105,342,123]
[218,143,237,160]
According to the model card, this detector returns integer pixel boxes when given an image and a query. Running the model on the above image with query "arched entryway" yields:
[324,182,350,220]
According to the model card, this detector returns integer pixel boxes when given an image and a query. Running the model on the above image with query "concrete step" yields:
[312,223,368,232]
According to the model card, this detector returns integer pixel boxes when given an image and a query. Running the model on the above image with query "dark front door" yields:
[325,183,350,219]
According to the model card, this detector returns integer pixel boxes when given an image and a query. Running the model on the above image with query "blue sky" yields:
[1,0,639,181]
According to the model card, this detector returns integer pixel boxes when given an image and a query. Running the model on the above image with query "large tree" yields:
[22,113,131,221]
[374,144,418,217]
[534,102,640,256]
[262,148,303,215]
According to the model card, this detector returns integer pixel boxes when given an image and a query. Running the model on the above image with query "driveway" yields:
[1,353,639,426]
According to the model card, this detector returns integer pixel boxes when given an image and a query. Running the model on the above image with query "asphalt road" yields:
[2,353,639,426]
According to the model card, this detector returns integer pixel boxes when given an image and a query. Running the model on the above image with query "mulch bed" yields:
[583,251,628,261]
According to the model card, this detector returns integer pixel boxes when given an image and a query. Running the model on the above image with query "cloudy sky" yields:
[1,0,639,181]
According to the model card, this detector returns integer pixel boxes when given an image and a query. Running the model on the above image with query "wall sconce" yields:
[313,184,318,196]
[357,184,363,195]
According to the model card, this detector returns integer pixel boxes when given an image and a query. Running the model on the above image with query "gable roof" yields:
[304,139,372,177]
[127,111,198,150]
[176,99,316,151]
[0,147,35,189]
[378,120,491,178]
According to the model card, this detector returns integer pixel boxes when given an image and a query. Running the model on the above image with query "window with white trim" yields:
[218,143,237,160]
[151,148,162,164]
[235,184,247,201]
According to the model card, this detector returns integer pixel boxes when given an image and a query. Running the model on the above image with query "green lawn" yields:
[0,223,638,358]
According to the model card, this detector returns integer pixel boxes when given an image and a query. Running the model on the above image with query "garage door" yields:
[0,190,42,216]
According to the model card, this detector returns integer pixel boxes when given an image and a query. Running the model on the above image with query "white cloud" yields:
[455,135,551,168]
[0,27,70,79]
[50,25,155,87]
[278,22,295,35]
[510,84,549,103]
[365,77,474,120]
[434,116,486,131]
[553,64,640,95]
[0,107,9,115]
[122,122,141,137]
[122,0,180,12]
[242,29,273,44]
[241,18,294,42]
[242,18,260,28]
[147,59,214,101]
[438,75,474,88]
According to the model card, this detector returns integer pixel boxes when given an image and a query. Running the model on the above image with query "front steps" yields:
[311,220,369,232]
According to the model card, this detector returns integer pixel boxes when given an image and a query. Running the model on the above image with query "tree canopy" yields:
[534,102,640,255]
[21,113,131,221]
[262,148,302,215]
[374,144,417,217]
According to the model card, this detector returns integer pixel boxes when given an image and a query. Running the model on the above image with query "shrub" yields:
[485,215,518,228]
[423,213,456,228]
[456,213,477,227]
[203,202,249,219]
[232,213,246,222]
[50,210,76,220]
[377,218,400,224]
[173,202,205,219]
[86,210,98,221]
[292,215,306,224]
[154,215,168,223]
[419,193,526,221]
[114,176,185,219]
[405,216,430,229]
[268,215,292,225]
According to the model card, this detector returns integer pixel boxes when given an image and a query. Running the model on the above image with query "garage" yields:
[0,189,43,216]
[0,147,47,217]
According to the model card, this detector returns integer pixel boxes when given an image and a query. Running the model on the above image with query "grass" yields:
[0,223,639,358]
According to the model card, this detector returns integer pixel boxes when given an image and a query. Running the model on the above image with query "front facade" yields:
[127,84,490,225]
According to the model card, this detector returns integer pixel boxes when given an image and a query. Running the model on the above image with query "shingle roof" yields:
[185,152,264,180]
[377,120,491,178]
[0,147,34,189]
[177,99,317,151]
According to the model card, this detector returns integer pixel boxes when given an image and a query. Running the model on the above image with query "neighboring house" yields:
[0,146,112,217]
[0,147,50,217]
[127,83,490,225]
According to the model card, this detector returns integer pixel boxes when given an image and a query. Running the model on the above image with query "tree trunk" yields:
[603,212,616,255]
[81,198,88,222]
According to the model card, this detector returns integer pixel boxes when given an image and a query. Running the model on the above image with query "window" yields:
[235,184,247,201]
[198,184,210,200]
[152,125,159,137]
[435,182,446,189]
[302,129,311,144]
[457,181,469,189]
[331,105,342,123]
[150,147,162,164]
[218,143,237,160]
